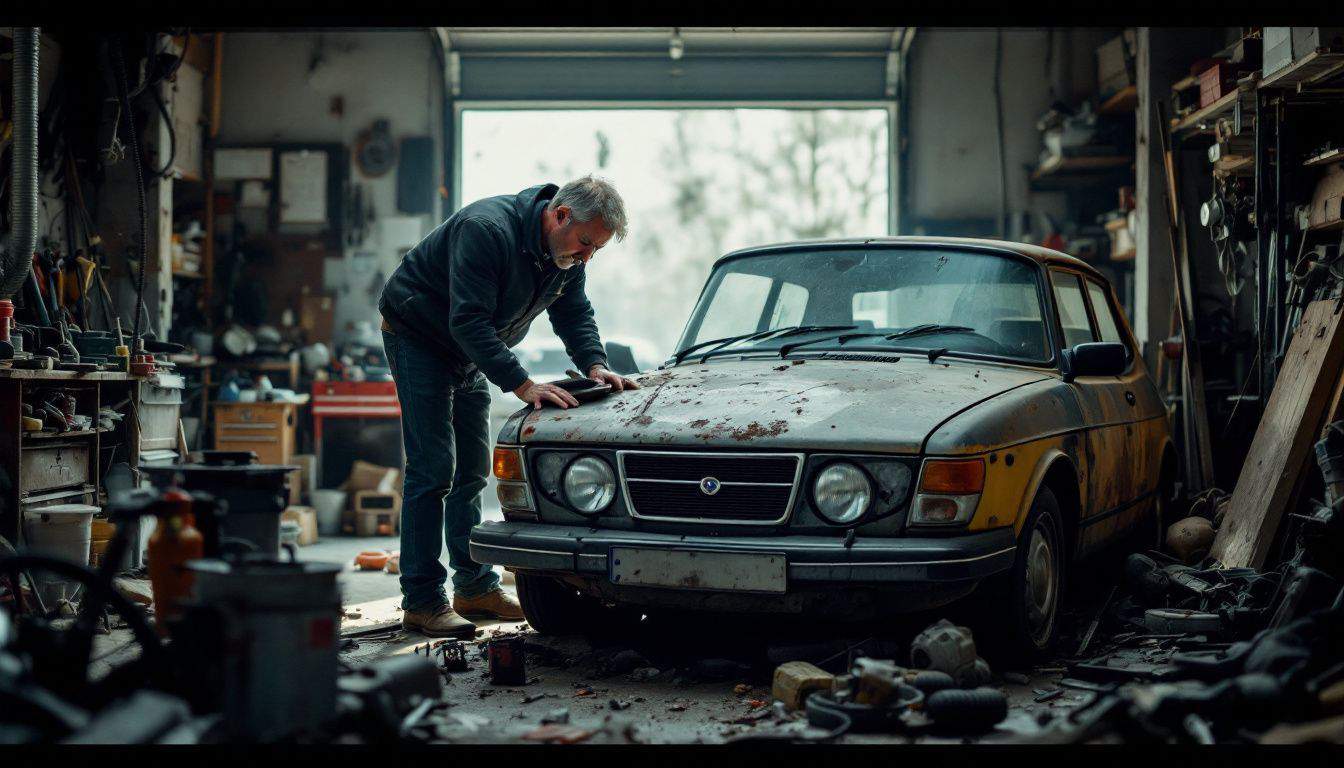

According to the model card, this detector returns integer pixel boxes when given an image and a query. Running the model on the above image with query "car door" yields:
[1049,269,1132,555]
[1083,277,1165,534]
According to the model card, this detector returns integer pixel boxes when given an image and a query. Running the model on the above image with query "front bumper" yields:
[469,522,1017,584]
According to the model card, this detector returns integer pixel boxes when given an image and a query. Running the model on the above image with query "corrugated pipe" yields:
[2,28,41,300]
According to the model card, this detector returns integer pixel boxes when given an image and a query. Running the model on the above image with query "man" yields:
[379,175,639,637]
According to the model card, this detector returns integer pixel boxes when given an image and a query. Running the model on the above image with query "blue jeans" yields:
[383,330,500,611]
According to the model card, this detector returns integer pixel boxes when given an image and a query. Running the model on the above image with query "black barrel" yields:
[141,451,296,557]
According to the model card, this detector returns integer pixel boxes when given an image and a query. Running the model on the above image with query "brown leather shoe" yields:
[453,588,525,621]
[402,604,476,638]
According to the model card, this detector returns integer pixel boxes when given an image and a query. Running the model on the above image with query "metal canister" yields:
[186,551,343,741]
[141,451,296,557]
[488,636,527,686]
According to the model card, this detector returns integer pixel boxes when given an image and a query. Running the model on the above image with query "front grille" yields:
[619,451,802,524]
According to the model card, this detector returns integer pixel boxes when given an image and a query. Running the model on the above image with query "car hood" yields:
[515,356,1053,453]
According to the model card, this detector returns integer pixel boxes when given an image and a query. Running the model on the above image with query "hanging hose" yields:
[1,28,41,301]
[110,38,150,341]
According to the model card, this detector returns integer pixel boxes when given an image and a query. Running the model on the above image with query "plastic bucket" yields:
[22,504,98,606]
[311,490,346,537]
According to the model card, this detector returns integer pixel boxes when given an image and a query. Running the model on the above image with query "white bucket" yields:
[22,504,98,564]
[22,504,98,606]
[311,490,346,537]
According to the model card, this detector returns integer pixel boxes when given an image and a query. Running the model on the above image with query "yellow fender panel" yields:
[964,434,1086,536]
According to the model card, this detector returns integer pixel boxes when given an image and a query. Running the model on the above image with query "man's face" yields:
[547,206,613,270]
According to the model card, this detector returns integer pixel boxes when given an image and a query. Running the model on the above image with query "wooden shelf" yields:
[1172,90,1237,135]
[1260,49,1344,92]
[1029,155,1133,191]
[1305,148,1344,168]
[22,429,100,442]
[1098,85,1137,115]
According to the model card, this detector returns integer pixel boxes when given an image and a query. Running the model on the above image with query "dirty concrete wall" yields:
[905,27,1114,236]
[217,30,444,342]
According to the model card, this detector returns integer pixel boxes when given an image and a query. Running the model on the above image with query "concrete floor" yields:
[311,525,1102,744]
[87,518,1116,744]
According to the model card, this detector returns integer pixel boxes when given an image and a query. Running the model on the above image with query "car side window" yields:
[1050,271,1096,349]
[1085,281,1123,345]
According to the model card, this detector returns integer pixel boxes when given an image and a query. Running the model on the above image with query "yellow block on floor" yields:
[772,661,834,711]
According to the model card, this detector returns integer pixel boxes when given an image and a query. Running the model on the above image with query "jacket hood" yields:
[515,356,1053,453]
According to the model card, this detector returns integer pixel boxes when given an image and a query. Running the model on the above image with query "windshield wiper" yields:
[672,325,856,365]
[884,324,976,340]
[777,324,977,358]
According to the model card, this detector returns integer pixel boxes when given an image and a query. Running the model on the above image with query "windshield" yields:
[677,247,1051,364]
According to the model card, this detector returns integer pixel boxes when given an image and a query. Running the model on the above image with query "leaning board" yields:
[1213,299,1344,568]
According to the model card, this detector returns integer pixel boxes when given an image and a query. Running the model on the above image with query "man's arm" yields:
[447,218,530,392]
[546,267,608,374]
[546,269,639,392]
[447,219,581,409]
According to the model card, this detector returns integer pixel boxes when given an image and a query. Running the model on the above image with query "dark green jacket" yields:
[378,184,607,392]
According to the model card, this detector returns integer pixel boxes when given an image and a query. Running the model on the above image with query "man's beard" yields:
[553,254,577,270]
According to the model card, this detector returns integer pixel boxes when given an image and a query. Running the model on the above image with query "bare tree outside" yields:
[460,108,889,366]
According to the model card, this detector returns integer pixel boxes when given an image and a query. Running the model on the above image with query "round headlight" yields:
[563,456,616,514]
[812,462,872,524]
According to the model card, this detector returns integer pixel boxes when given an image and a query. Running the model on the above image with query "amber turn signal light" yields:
[919,458,985,495]
[493,447,525,481]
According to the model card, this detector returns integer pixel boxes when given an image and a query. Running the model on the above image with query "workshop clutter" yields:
[340,460,402,536]
[1029,422,1344,744]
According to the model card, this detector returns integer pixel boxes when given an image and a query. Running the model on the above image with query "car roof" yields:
[714,236,1106,282]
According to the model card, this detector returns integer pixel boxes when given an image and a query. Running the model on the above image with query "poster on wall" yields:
[214,147,273,180]
[279,150,329,224]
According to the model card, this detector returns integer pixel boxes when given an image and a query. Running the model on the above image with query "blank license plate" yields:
[609,548,786,594]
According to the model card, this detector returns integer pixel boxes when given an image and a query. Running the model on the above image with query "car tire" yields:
[515,573,591,636]
[984,486,1065,661]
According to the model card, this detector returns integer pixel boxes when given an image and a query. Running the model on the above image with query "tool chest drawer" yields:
[20,441,93,495]
[212,403,298,466]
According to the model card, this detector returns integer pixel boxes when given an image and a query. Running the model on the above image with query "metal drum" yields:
[186,552,342,741]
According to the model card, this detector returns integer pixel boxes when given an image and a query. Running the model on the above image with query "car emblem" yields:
[699,477,721,496]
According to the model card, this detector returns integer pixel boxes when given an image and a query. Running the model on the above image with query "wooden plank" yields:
[1099,85,1137,115]
[1156,101,1216,491]
[1212,299,1344,568]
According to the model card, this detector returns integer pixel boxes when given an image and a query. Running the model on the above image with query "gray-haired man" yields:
[379,176,639,637]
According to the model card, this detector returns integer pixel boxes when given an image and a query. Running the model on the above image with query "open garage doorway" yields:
[458,107,892,369]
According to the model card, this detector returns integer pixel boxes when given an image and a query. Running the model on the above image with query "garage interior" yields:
[3,24,1344,746]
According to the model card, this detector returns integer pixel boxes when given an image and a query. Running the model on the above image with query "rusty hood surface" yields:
[516,357,1054,453]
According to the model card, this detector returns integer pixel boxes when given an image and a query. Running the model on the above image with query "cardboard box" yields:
[354,491,402,537]
[342,460,400,493]
[1293,27,1344,58]
[1264,28,1295,76]
[1096,31,1136,99]
[281,506,319,546]
[1308,163,1344,231]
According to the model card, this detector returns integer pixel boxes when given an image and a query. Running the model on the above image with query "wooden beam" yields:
[1212,298,1344,568]
[1156,101,1216,490]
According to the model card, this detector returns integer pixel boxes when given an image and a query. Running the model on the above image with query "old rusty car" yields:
[471,237,1175,655]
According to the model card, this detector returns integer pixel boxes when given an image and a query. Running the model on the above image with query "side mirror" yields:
[1061,342,1127,382]
[604,342,639,375]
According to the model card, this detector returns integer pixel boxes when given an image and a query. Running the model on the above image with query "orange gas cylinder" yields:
[146,489,204,635]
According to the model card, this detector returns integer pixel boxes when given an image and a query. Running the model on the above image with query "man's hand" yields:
[513,379,581,410]
[587,364,640,392]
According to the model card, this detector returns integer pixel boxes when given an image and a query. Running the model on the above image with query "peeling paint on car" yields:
[518,357,1051,452]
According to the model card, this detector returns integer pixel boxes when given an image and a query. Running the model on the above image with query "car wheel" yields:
[986,486,1065,660]
[515,573,591,636]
